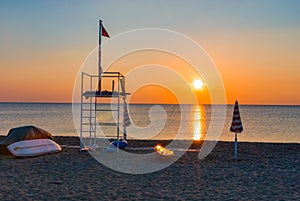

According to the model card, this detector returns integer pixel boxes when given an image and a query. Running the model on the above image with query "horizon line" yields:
[0,101,299,106]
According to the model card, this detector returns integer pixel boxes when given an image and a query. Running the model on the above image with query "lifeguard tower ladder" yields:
[80,72,130,149]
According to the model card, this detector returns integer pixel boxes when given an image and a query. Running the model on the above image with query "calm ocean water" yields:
[0,103,299,143]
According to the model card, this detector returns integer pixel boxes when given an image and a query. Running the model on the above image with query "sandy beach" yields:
[0,136,299,200]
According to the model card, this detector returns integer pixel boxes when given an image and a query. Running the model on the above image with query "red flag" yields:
[102,25,110,38]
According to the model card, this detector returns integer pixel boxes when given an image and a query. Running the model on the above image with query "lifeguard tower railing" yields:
[80,71,130,149]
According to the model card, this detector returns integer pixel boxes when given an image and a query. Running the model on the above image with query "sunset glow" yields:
[0,1,299,105]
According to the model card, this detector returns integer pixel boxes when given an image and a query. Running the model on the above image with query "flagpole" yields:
[98,19,102,93]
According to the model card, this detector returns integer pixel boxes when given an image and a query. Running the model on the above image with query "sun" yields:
[192,79,204,90]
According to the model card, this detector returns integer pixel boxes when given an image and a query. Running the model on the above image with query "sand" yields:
[0,136,299,200]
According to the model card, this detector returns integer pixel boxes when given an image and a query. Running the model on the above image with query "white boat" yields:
[7,139,62,157]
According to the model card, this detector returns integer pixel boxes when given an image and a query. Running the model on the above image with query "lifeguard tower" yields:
[79,20,130,150]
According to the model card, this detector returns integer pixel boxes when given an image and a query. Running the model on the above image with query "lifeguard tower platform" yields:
[80,71,130,149]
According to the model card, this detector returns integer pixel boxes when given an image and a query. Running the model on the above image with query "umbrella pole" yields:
[234,132,238,159]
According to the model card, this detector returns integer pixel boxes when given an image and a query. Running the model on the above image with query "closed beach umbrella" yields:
[123,104,131,141]
[123,105,131,127]
[230,100,243,158]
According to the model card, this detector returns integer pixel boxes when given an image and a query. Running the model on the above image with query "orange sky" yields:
[105,50,211,105]
[0,35,299,105]
[130,85,180,104]
[1,35,299,105]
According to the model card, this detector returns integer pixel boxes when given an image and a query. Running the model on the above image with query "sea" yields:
[0,102,299,143]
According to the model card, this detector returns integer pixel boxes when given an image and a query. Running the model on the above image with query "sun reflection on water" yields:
[192,105,205,141]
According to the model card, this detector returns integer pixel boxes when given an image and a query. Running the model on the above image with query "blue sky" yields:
[1,0,299,50]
